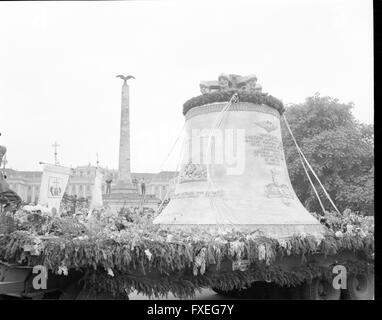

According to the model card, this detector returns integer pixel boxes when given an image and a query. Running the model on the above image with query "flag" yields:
[38,164,71,214]
[90,168,103,212]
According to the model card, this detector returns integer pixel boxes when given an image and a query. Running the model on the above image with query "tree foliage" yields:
[281,93,374,216]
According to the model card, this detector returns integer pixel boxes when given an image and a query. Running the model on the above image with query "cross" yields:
[52,142,60,165]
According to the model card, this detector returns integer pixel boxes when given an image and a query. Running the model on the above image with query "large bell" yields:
[154,75,324,238]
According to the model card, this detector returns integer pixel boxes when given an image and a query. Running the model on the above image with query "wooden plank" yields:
[0,261,33,269]
[0,264,31,283]
[0,281,25,294]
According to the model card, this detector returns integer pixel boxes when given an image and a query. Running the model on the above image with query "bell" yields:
[154,83,324,238]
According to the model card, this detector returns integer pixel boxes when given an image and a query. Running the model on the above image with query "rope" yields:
[156,93,238,223]
[156,122,186,174]
[154,93,238,225]
[156,132,185,214]
[146,121,185,214]
[297,144,326,214]
[205,93,239,184]
[282,114,341,214]
[203,93,239,226]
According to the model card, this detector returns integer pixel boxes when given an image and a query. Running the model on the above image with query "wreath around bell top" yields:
[182,90,285,116]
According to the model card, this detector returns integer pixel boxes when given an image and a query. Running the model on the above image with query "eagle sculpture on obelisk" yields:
[116,74,135,85]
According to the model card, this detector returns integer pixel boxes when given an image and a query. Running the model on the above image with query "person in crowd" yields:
[140,178,146,196]
[105,174,113,195]
[132,178,138,190]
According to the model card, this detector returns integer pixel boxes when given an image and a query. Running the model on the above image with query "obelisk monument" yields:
[104,75,159,209]
[114,74,136,193]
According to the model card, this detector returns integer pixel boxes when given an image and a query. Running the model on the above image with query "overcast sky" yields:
[0,0,373,173]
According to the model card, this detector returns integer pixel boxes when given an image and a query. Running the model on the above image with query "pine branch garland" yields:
[0,209,373,298]
[182,91,285,116]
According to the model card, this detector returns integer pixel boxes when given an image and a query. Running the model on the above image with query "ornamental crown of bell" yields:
[199,73,262,94]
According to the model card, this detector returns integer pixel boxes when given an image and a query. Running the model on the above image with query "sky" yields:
[0,0,373,173]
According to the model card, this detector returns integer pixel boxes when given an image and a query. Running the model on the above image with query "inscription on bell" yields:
[172,190,224,199]
[246,134,284,166]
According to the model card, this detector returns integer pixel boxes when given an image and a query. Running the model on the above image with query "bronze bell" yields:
[154,76,324,238]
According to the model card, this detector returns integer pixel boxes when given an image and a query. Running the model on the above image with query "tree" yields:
[281,93,374,216]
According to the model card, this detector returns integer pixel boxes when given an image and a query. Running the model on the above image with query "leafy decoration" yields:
[182,90,285,116]
[0,208,373,298]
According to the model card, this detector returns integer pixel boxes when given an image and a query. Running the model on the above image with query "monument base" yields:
[112,182,138,194]
[103,192,160,211]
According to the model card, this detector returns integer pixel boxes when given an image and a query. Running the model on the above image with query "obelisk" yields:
[105,75,159,209]
[114,75,136,193]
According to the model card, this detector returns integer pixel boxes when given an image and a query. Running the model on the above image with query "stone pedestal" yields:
[103,193,159,211]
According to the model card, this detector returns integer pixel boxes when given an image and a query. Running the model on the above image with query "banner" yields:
[90,168,103,212]
[38,164,71,214]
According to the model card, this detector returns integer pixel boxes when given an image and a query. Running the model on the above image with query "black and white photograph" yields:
[0,0,374,306]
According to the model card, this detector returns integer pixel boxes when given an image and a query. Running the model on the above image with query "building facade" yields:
[4,166,177,204]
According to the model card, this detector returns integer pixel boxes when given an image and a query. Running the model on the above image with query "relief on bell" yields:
[265,168,294,206]
[179,162,207,184]
[253,120,278,133]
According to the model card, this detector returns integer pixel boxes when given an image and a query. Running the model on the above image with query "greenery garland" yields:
[83,259,373,299]
[0,228,373,297]
[0,209,374,298]
[0,228,374,273]
[182,90,285,116]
